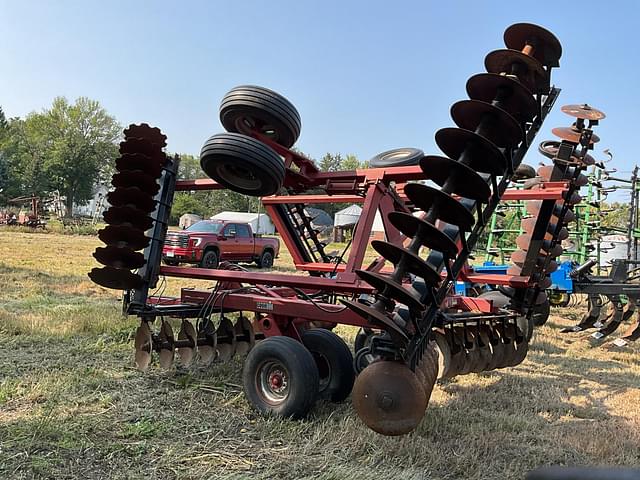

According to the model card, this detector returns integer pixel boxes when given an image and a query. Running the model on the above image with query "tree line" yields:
[0,99,367,221]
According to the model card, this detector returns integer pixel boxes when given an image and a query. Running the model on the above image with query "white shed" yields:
[179,213,203,229]
[211,211,275,235]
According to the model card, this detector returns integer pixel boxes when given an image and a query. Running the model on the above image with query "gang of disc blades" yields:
[216,317,237,362]
[484,49,549,93]
[419,155,491,201]
[403,183,475,231]
[159,320,175,369]
[120,137,164,158]
[94,245,146,269]
[112,170,160,195]
[503,22,562,67]
[98,224,150,250]
[450,100,524,148]
[198,318,217,365]
[234,316,255,356]
[552,126,600,144]
[341,300,409,344]
[103,206,153,230]
[356,270,424,312]
[107,187,157,213]
[387,211,459,256]
[352,361,427,436]
[526,201,576,223]
[537,164,571,181]
[177,320,197,366]
[88,266,143,290]
[561,104,606,120]
[435,127,506,176]
[371,240,441,287]
[466,73,537,122]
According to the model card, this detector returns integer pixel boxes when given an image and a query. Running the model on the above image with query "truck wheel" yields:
[200,132,285,197]
[257,250,274,269]
[219,85,301,148]
[242,336,319,419]
[301,329,355,402]
[200,249,219,269]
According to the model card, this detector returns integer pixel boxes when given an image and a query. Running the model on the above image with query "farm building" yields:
[179,213,202,229]
[210,211,275,235]
[333,204,385,241]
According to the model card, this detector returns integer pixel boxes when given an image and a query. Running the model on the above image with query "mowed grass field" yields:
[1,230,639,480]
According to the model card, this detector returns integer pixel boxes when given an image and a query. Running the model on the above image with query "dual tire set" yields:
[200,85,302,197]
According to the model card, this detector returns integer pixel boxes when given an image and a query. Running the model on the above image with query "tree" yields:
[340,154,360,171]
[319,153,343,172]
[175,153,202,180]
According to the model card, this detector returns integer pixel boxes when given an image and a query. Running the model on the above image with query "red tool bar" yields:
[463,273,531,288]
[159,265,375,293]
[263,195,365,204]
[502,183,569,200]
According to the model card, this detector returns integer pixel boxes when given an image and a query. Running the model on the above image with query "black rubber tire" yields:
[514,163,536,180]
[301,329,355,402]
[242,336,319,419]
[200,249,219,269]
[256,249,274,269]
[369,147,424,168]
[532,299,551,326]
[353,327,373,352]
[200,132,285,197]
[220,85,301,148]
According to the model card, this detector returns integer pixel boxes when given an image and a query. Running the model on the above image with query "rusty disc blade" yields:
[433,330,453,379]
[507,264,522,275]
[450,100,524,148]
[515,234,563,257]
[538,276,552,289]
[509,249,529,266]
[525,201,576,223]
[159,320,175,369]
[537,164,571,181]
[521,217,568,240]
[112,170,160,195]
[466,72,537,122]
[503,22,562,67]
[552,126,600,144]
[134,322,152,371]
[341,300,409,344]
[435,127,506,176]
[484,49,548,93]
[198,318,217,365]
[177,320,197,367]
[352,361,427,436]
[418,342,439,397]
[120,136,163,157]
[115,153,163,177]
[356,270,424,312]
[124,123,167,147]
[216,317,237,362]
[387,211,459,256]
[88,266,143,290]
[404,183,475,231]
[561,104,605,121]
[371,241,441,287]
[107,187,157,213]
[538,140,595,165]
[94,246,145,269]
[473,325,494,373]
[234,316,255,357]
[419,155,491,201]
[98,225,150,250]
[103,206,153,230]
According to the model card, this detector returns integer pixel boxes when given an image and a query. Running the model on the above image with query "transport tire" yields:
[200,249,219,269]
[200,132,285,197]
[301,329,355,402]
[369,147,424,167]
[532,299,551,326]
[256,250,274,269]
[243,336,319,419]
[354,327,374,352]
[514,163,536,180]
[219,85,301,148]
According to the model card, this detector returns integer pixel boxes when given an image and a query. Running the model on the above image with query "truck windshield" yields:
[185,221,223,233]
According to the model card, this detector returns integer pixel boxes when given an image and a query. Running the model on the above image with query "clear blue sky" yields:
[2,1,639,199]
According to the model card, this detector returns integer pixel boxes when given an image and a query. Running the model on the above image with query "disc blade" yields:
[234,316,255,357]
[107,187,157,213]
[404,183,475,231]
[112,170,160,195]
[342,300,409,344]
[98,225,150,250]
[387,211,459,256]
[435,127,506,176]
[419,155,491,201]
[216,318,237,361]
[356,270,424,312]
[466,72,536,122]
[352,361,427,436]
[177,320,197,366]
[103,206,153,230]
[561,104,605,121]
[134,322,152,371]
[484,49,549,93]
[88,266,143,290]
[198,318,217,365]
[115,153,163,177]
[94,246,146,269]
[552,126,600,144]
[450,100,524,148]
[503,23,562,67]
[371,240,441,287]
[158,320,175,369]
[124,123,168,147]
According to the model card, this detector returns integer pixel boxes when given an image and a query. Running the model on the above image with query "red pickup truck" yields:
[162,220,280,269]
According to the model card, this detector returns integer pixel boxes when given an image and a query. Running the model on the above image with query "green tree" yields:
[176,153,202,180]
[170,192,209,224]
[319,153,343,172]
[340,154,360,170]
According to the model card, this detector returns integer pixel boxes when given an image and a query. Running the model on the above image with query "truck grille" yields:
[164,233,189,247]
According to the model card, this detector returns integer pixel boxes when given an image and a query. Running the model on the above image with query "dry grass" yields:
[0,231,639,479]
